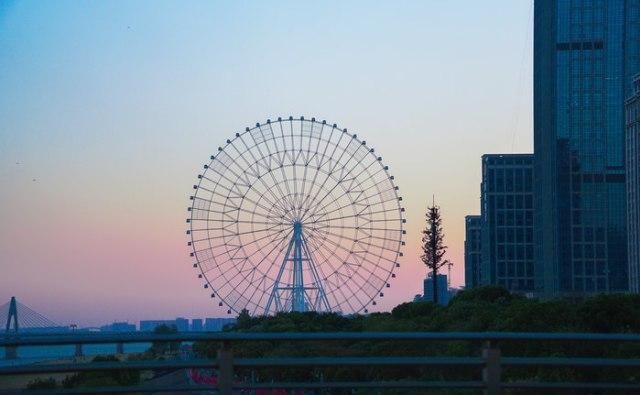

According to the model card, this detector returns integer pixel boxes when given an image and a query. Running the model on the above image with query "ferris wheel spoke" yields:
[202,161,253,196]
[305,174,394,224]
[198,179,286,220]
[205,159,288,220]
[302,160,387,222]
[304,235,358,313]
[209,227,289,262]
[313,224,401,233]
[193,205,285,225]
[299,134,354,217]
[214,227,290,299]
[297,126,339,211]
[297,129,348,213]
[296,160,311,219]
[310,227,400,260]
[235,229,294,311]
[311,196,402,225]
[192,219,281,226]
[313,235,389,290]
[232,132,294,218]
[309,207,401,225]
[276,122,296,202]
[250,139,295,218]
[313,140,373,203]
[197,222,284,238]
[300,158,378,222]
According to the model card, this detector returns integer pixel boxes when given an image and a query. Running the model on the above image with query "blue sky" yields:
[0,1,533,326]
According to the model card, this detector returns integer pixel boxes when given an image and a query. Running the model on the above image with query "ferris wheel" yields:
[187,116,405,315]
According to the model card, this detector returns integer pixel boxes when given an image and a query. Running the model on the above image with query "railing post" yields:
[482,340,501,395]
[217,341,234,395]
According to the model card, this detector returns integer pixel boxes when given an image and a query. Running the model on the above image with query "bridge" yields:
[1,296,90,359]
[2,331,640,394]
[1,296,62,333]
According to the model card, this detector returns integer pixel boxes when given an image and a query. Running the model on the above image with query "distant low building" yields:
[20,326,70,334]
[100,322,136,332]
[191,318,203,331]
[204,318,236,331]
[139,320,176,332]
[175,317,189,332]
[423,274,450,305]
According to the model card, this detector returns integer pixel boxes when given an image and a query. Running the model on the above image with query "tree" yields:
[420,202,451,304]
[150,324,179,355]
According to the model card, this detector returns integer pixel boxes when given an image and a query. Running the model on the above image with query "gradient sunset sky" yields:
[0,1,533,327]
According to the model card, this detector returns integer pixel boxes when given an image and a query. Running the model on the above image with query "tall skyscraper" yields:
[534,0,640,296]
[464,215,482,288]
[627,74,640,293]
[480,154,535,292]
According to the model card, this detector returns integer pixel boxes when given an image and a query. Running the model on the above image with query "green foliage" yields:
[578,293,640,333]
[450,285,516,304]
[26,377,56,390]
[189,286,640,389]
[391,300,440,319]
[148,323,180,356]
[61,355,140,389]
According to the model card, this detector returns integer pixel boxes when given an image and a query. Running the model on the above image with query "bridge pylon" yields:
[5,296,18,333]
[4,296,19,359]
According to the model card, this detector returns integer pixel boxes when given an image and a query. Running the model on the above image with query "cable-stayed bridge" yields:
[1,296,66,333]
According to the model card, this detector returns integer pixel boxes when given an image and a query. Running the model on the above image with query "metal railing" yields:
[2,331,640,394]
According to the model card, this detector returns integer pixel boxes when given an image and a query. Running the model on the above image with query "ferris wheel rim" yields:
[187,116,405,315]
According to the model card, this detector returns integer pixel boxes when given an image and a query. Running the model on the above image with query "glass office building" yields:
[534,0,640,295]
[627,75,640,293]
[423,274,450,305]
[480,154,535,292]
[464,215,482,288]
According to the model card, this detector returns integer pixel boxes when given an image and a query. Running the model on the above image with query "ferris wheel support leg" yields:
[291,221,306,312]
[301,234,331,312]
[265,236,295,315]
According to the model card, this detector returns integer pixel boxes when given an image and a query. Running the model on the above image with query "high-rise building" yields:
[423,274,449,305]
[627,74,640,293]
[534,0,639,296]
[480,154,535,292]
[464,215,482,288]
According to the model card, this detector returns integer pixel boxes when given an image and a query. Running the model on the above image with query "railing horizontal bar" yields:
[5,380,640,395]
[502,381,640,390]
[234,380,486,389]
[234,356,485,367]
[0,356,485,375]
[0,384,217,395]
[0,381,487,395]
[2,331,640,347]
[503,356,640,367]
[0,359,217,375]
